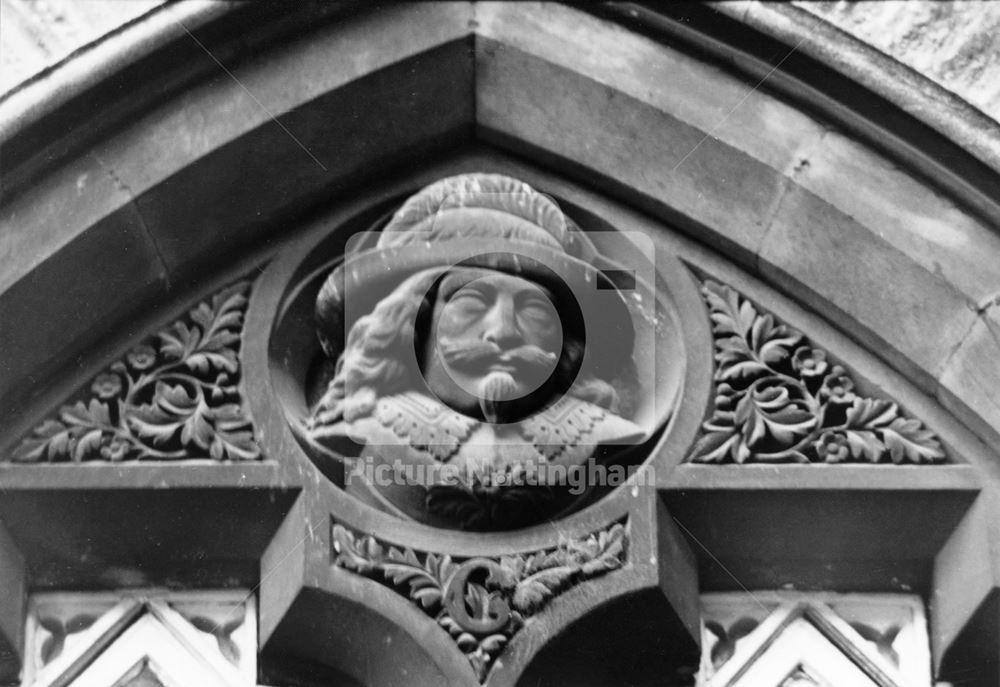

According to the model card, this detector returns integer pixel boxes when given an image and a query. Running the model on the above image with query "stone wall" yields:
[2,1,999,125]
[0,0,162,93]
[794,0,1000,121]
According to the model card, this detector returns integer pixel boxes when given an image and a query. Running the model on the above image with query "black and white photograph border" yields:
[1,2,999,686]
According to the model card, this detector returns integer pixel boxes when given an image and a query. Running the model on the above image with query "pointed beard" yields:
[478,371,519,424]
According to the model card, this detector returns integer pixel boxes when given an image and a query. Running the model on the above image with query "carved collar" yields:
[370,392,613,463]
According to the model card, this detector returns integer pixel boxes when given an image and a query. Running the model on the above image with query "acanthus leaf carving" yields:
[332,521,627,682]
[690,280,945,465]
[11,281,260,463]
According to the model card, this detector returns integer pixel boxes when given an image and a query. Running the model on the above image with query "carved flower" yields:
[126,345,157,371]
[814,430,850,463]
[791,347,828,378]
[91,373,123,400]
[100,438,129,461]
[820,368,856,405]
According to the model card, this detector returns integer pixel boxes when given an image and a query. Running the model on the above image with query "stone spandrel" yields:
[331,520,628,683]
[689,279,946,465]
[10,280,260,464]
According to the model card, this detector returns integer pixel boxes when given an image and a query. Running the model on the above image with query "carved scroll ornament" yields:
[12,281,260,463]
[332,521,627,681]
[691,281,945,465]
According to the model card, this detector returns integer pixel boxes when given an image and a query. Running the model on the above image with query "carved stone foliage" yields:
[12,281,260,463]
[690,280,945,464]
[332,521,627,681]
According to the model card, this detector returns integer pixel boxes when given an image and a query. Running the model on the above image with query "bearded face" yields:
[420,268,568,423]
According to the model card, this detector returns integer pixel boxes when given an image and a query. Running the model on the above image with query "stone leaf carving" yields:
[332,521,627,681]
[12,281,260,463]
[691,280,945,464]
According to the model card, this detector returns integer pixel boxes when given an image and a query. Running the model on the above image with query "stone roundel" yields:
[243,179,712,538]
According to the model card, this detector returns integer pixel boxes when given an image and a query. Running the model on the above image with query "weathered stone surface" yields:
[132,40,474,283]
[475,1,828,174]
[1,4,999,685]
[8,1,995,126]
[0,0,163,94]
[0,151,136,295]
[0,5,475,428]
[0,522,25,685]
[932,492,1000,677]
[0,484,296,589]
[665,464,979,592]
[476,40,786,267]
[794,129,1000,304]
[0,201,168,424]
[797,0,1000,123]
[86,4,472,199]
[938,308,1000,448]
[758,183,978,392]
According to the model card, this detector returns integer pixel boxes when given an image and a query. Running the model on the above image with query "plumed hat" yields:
[316,174,637,376]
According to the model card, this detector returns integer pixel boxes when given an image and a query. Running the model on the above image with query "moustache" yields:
[438,341,558,371]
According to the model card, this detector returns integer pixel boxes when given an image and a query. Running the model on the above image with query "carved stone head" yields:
[307,174,647,529]
[314,174,636,417]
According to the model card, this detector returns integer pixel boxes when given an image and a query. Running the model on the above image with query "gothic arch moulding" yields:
[2,3,1000,686]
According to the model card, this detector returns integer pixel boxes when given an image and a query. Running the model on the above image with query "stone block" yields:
[0,486,297,589]
[85,3,474,199]
[758,183,978,394]
[0,522,25,685]
[664,477,977,593]
[938,308,1000,449]
[939,588,1000,687]
[0,203,168,425]
[0,153,134,295]
[133,40,474,285]
[475,1,827,174]
[794,129,1000,304]
[476,39,788,268]
[932,493,1000,677]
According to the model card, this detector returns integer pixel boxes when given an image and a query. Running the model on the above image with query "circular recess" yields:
[248,178,712,539]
